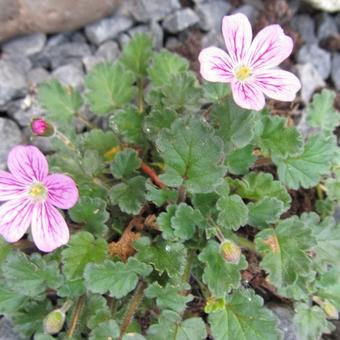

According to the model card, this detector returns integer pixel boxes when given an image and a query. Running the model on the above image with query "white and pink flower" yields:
[0,145,78,252]
[199,13,301,111]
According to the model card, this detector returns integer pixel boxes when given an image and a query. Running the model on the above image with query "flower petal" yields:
[231,81,265,111]
[0,170,27,201]
[246,25,293,70]
[44,174,79,209]
[253,69,301,101]
[31,202,69,252]
[222,14,252,63]
[7,145,48,183]
[199,47,234,83]
[0,198,33,242]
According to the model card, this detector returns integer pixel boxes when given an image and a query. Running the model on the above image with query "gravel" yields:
[52,63,85,89]
[317,13,339,40]
[331,53,340,90]
[2,33,46,56]
[291,15,317,44]
[163,8,200,33]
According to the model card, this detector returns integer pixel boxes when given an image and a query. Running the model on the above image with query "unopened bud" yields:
[31,118,54,137]
[220,239,241,264]
[43,309,66,334]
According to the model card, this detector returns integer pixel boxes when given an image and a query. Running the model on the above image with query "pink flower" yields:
[198,13,301,111]
[0,145,78,252]
[31,118,54,137]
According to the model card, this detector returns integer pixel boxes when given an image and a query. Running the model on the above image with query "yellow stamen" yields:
[235,65,252,81]
[29,183,47,200]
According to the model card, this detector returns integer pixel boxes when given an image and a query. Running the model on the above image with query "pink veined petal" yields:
[253,69,301,101]
[0,198,33,242]
[246,25,293,70]
[222,14,252,64]
[0,170,27,201]
[44,173,79,209]
[231,80,265,111]
[7,145,48,183]
[31,202,69,252]
[199,47,234,83]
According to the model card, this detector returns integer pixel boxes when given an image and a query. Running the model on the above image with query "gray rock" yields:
[46,33,70,48]
[0,318,21,340]
[85,15,133,45]
[163,8,200,33]
[297,44,331,80]
[232,4,259,25]
[0,60,27,106]
[296,63,325,103]
[0,118,23,169]
[291,15,317,45]
[2,53,32,74]
[27,68,51,87]
[331,53,340,90]
[23,127,56,154]
[52,63,84,89]
[2,33,46,56]
[317,14,338,41]
[335,13,340,31]
[195,1,232,31]
[267,303,297,340]
[129,0,181,22]
[127,21,164,49]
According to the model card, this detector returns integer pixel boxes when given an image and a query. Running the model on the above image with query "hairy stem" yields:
[66,295,85,338]
[182,250,195,284]
[119,280,146,339]
[137,79,144,113]
[177,185,187,204]
[230,233,256,252]
[141,161,165,188]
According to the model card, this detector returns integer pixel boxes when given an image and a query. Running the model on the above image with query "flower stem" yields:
[137,79,144,113]
[182,250,194,284]
[66,295,85,338]
[140,161,165,188]
[177,185,187,204]
[119,280,146,340]
[55,130,77,151]
[230,233,256,252]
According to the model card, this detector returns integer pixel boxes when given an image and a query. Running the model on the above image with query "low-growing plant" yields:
[0,14,339,340]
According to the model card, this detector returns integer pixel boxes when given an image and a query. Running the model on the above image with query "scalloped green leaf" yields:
[226,144,256,175]
[89,320,120,340]
[111,149,141,179]
[81,129,119,155]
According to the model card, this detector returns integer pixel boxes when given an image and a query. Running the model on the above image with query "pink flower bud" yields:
[220,239,241,264]
[31,118,54,137]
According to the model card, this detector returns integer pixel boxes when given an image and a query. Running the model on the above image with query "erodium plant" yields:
[0,16,339,340]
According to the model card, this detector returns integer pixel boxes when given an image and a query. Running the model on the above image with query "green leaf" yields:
[111,149,141,179]
[82,294,111,329]
[171,203,204,240]
[230,171,291,210]
[84,257,152,298]
[192,192,219,218]
[57,278,86,298]
[2,252,62,297]
[156,116,226,193]
[110,106,144,144]
[198,240,247,297]
[226,145,256,175]
[315,269,340,309]
[147,310,207,340]
[248,197,285,228]
[123,334,145,340]
[89,320,120,340]
[293,303,334,340]
[307,89,340,131]
[202,81,231,102]
[61,231,107,280]
[38,80,82,122]
[69,196,109,236]
[121,33,153,78]
[85,62,135,115]
[0,285,27,314]
[208,290,281,340]
[157,204,177,240]
[257,115,303,158]
[145,282,193,313]
[274,133,337,189]
[216,194,248,231]
[135,237,186,279]
[148,50,189,87]
[211,101,259,153]
[145,180,177,207]
[255,217,315,288]
[110,176,146,215]
[143,108,177,142]
[81,129,119,155]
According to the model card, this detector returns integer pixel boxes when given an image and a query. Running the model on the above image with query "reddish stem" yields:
[140,162,165,189]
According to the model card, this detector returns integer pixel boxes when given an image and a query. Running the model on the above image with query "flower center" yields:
[235,65,252,81]
[29,183,47,201]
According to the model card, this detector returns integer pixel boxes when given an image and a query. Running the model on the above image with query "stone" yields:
[0,60,27,106]
[163,9,200,34]
[0,118,22,169]
[202,29,225,49]
[0,318,21,340]
[297,44,331,80]
[0,0,121,43]
[52,63,84,89]
[27,68,51,87]
[317,14,338,41]
[267,303,298,340]
[85,15,134,45]
[302,0,340,12]
[331,53,340,90]
[2,33,46,56]
[232,4,259,25]
[291,15,317,45]
[296,63,325,103]
[127,21,164,49]
[129,0,181,23]
[2,53,32,74]
[195,1,232,31]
